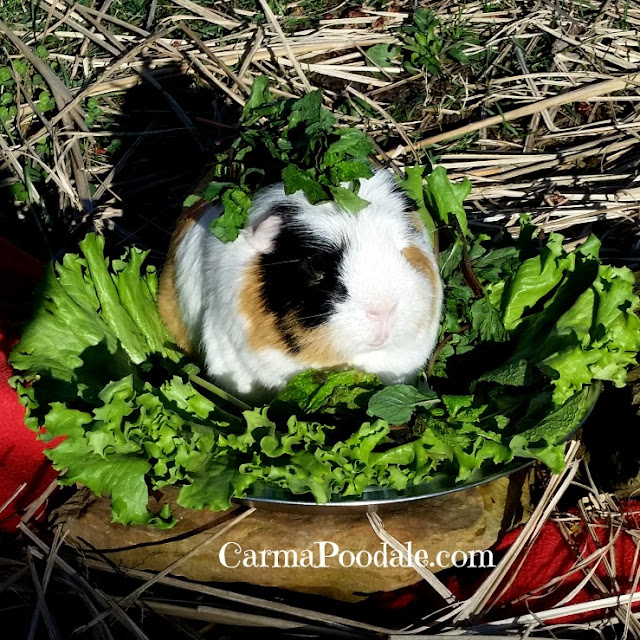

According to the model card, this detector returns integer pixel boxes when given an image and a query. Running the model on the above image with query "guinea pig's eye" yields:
[302,256,325,286]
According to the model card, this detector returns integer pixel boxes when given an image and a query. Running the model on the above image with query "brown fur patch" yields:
[238,261,285,351]
[157,259,195,353]
[156,199,209,352]
[157,160,252,352]
[294,324,344,368]
[402,245,439,291]
[410,211,426,234]
[402,245,441,331]
[238,260,345,368]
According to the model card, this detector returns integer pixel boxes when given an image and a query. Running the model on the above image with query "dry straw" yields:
[1,1,638,241]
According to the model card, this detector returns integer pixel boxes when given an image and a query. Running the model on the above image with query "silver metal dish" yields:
[235,382,601,514]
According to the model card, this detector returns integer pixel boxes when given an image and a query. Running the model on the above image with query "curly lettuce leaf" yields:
[537,265,640,403]
[273,369,379,415]
[10,234,182,382]
[483,233,640,405]
[178,457,258,512]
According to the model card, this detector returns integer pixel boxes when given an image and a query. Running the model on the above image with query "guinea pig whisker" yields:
[264,259,303,266]
[295,312,330,322]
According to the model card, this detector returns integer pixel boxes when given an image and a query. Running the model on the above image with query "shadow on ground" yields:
[0,63,238,264]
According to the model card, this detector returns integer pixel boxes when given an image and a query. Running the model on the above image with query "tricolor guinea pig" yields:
[157,170,443,402]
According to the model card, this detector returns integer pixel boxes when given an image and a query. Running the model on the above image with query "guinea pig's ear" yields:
[243,213,282,254]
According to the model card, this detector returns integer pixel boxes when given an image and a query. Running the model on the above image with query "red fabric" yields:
[453,504,640,624]
[372,503,640,626]
[0,238,58,532]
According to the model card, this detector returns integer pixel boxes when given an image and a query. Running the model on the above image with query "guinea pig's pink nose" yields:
[366,302,397,320]
[366,303,397,347]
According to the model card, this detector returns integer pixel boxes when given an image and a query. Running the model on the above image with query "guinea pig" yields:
[157,169,443,402]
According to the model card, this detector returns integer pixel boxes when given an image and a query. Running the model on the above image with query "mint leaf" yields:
[424,166,471,236]
[322,128,376,167]
[328,159,374,184]
[441,394,476,418]
[286,89,335,138]
[367,384,439,424]
[282,164,327,203]
[274,369,379,415]
[328,185,370,212]
[479,359,534,386]
[194,78,379,240]
[209,189,252,242]
[470,297,508,342]
[509,385,597,472]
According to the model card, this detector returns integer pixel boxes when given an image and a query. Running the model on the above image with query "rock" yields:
[53,472,530,602]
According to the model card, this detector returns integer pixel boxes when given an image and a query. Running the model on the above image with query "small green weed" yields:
[367,9,481,77]
[84,97,103,127]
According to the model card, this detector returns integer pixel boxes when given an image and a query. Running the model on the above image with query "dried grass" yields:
[1,0,638,248]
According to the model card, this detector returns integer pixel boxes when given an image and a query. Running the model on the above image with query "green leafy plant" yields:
[184,76,376,242]
[84,97,103,127]
[0,66,18,133]
[10,181,28,202]
[37,90,55,113]
[367,9,480,77]
[10,169,640,525]
[0,67,13,84]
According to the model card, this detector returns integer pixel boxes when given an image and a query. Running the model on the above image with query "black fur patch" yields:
[258,211,347,353]
[398,191,423,236]
[397,189,413,213]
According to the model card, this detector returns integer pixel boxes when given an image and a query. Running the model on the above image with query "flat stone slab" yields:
[54,473,530,601]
